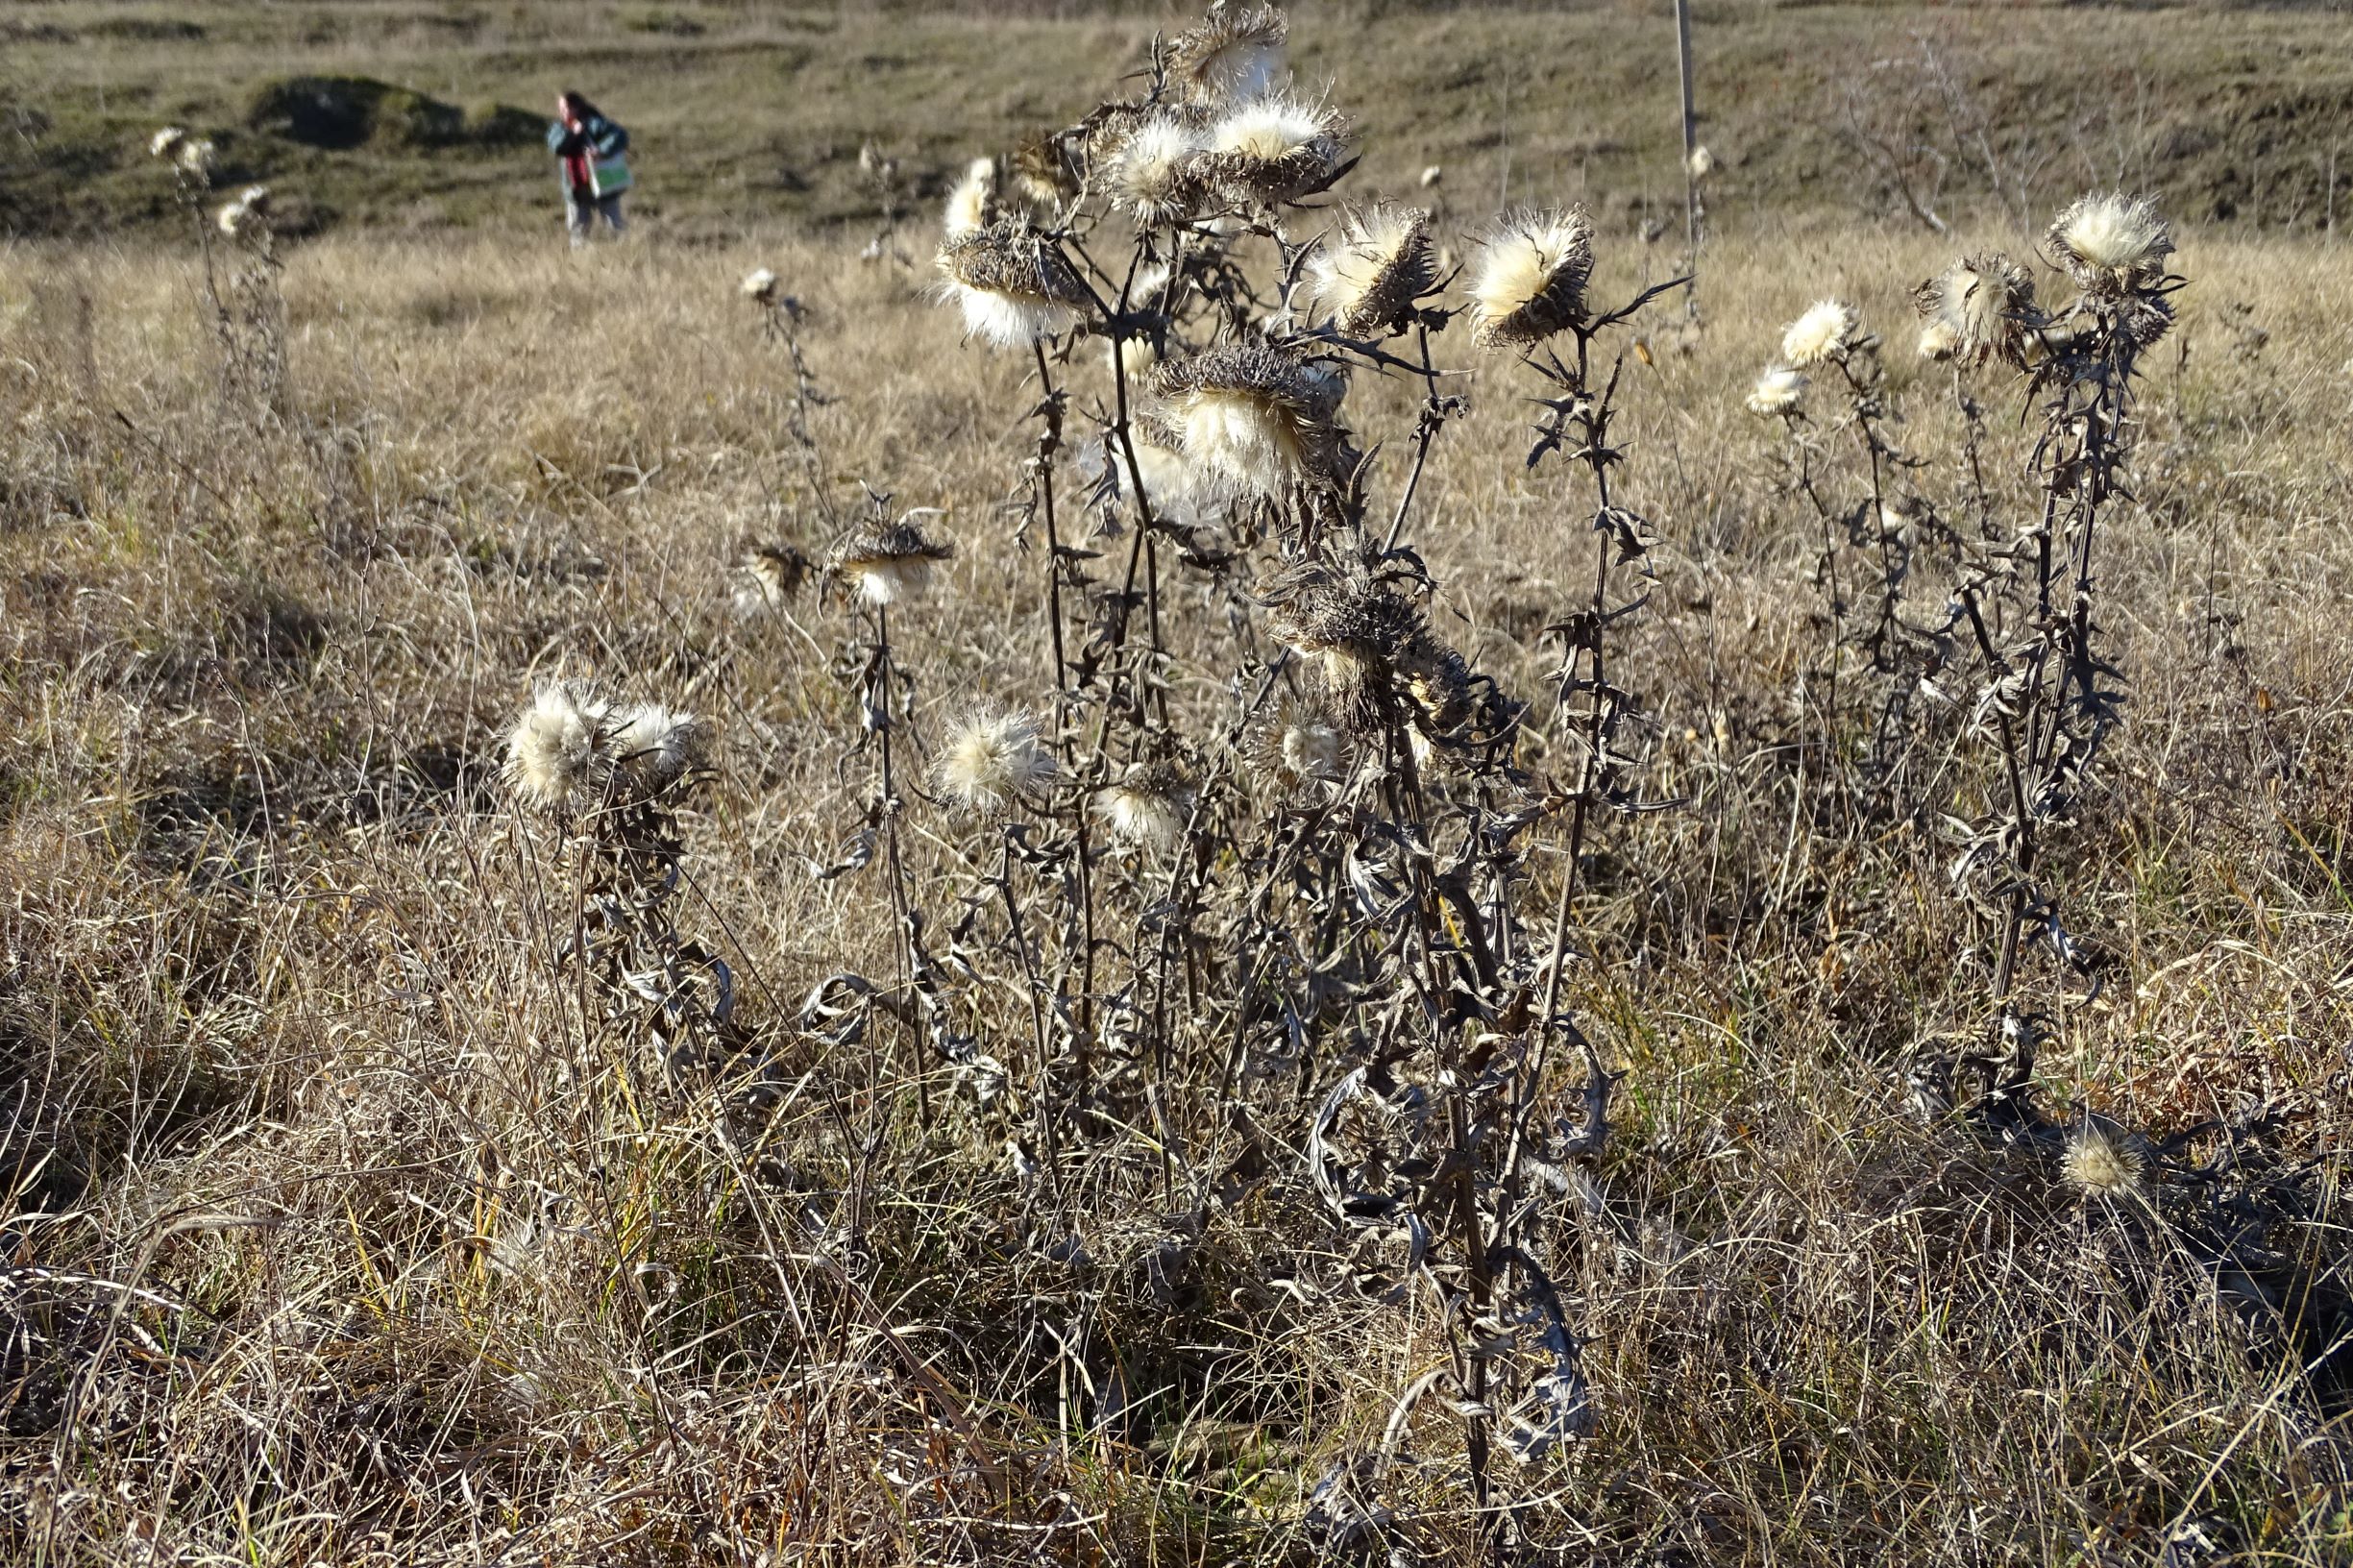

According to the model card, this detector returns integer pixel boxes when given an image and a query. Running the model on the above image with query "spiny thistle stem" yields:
[1029,339,1073,718]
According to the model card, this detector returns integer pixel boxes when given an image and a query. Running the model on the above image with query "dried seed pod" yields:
[830,515,955,606]
[1095,759,1195,850]
[1913,252,2037,368]
[1201,96,1350,208]
[1165,3,1288,106]
[1309,203,1434,338]
[934,710,1056,814]
[1744,365,1806,416]
[935,219,1091,349]
[1779,298,1860,367]
[1149,343,1340,496]
[2046,192,2173,299]
[1468,207,1594,348]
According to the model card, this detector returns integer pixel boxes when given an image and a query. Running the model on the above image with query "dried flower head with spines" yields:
[1744,365,1806,417]
[935,710,1056,814]
[503,682,615,813]
[1105,115,1213,226]
[216,184,271,236]
[1309,203,1434,338]
[2047,192,2173,299]
[1202,96,1350,208]
[177,138,218,176]
[1165,3,1289,107]
[1259,551,1424,710]
[1096,759,1195,851]
[1913,252,2037,368]
[609,703,712,797]
[740,267,779,304]
[1917,319,1960,362]
[936,219,1091,349]
[1149,343,1340,496]
[1780,299,1860,367]
[830,514,955,606]
[1468,207,1595,348]
[151,126,188,159]
[1245,696,1348,790]
[2061,1117,2148,1199]
[733,542,809,611]
[943,157,999,240]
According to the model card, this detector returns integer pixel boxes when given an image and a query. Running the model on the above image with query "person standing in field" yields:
[548,90,631,247]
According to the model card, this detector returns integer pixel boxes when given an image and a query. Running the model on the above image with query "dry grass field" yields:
[5,4,2353,1566]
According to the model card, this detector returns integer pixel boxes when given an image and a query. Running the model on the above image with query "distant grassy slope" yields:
[4,1,2352,240]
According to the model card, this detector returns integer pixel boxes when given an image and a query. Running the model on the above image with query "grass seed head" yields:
[1913,252,2037,367]
[936,220,1091,349]
[1165,3,1289,106]
[1744,364,1806,416]
[2047,192,2173,297]
[935,710,1056,814]
[1203,96,1350,207]
[1149,343,1336,496]
[830,515,955,606]
[1469,207,1595,348]
[1309,203,1434,338]
[1780,298,1860,366]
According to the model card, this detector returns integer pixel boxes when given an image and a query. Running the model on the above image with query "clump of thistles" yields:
[829,515,955,606]
[1779,299,1860,367]
[740,267,778,304]
[216,184,270,237]
[1106,116,1212,226]
[1095,759,1195,851]
[2047,192,2173,299]
[501,682,710,814]
[1164,3,1288,106]
[1744,365,1806,417]
[1913,252,2036,368]
[943,156,999,240]
[1309,203,1434,338]
[1468,207,1594,348]
[1203,96,1349,207]
[2060,1118,2148,1200]
[1148,344,1340,496]
[935,219,1091,349]
[934,710,1056,814]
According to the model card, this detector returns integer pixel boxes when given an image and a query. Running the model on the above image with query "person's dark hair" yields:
[560,90,602,123]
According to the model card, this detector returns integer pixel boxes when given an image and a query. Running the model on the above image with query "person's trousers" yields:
[566,190,626,245]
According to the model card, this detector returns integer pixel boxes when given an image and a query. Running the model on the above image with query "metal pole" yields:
[1675,0,1698,294]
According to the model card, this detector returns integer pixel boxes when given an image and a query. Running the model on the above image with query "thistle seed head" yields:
[1913,252,2037,368]
[936,220,1091,350]
[1308,203,1435,338]
[1202,96,1350,208]
[609,702,712,796]
[741,267,779,304]
[1468,207,1595,349]
[1095,759,1195,851]
[943,156,999,240]
[2047,192,2173,298]
[1149,343,1338,496]
[733,542,810,612]
[1686,144,1715,180]
[502,681,613,813]
[177,138,217,176]
[1165,3,1289,107]
[151,126,188,159]
[1259,552,1424,702]
[2061,1118,2148,1200]
[1744,365,1806,417]
[935,710,1056,815]
[1106,115,1213,226]
[830,515,955,606]
[1780,299,1860,367]
[216,184,271,236]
